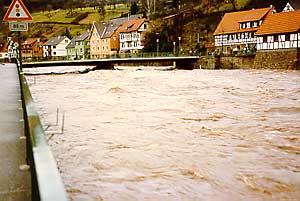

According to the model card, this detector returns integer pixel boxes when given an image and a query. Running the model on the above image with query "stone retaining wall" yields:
[197,49,300,70]
[254,49,299,70]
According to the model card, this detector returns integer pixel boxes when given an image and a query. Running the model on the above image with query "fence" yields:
[17,62,68,201]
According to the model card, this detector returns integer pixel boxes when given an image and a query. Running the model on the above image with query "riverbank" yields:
[198,49,300,70]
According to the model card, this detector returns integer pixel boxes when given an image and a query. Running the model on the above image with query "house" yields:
[66,36,79,60]
[89,16,144,58]
[0,42,9,62]
[74,31,90,60]
[283,0,300,12]
[21,38,44,59]
[43,36,71,58]
[100,21,121,56]
[118,18,149,53]
[213,7,274,55]
[89,22,106,59]
[255,11,300,50]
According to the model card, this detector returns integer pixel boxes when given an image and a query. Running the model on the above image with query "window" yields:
[245,32,248,39]
[285,34,290,41]
[274,35,278,42]
[247,22,251,28]
[53,46,56,49]
[263,36,267,43]
[53,52,56,55]
[134,42,137,47]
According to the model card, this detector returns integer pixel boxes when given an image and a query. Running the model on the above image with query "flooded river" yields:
[27,68,300,201]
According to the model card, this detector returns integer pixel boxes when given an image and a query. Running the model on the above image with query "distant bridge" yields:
[23,56,200,70]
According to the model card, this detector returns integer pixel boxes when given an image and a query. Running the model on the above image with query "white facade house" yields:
[256,11,300,50]
[213,7,273,54]
[43,36,70,57]
[118,18,149,53]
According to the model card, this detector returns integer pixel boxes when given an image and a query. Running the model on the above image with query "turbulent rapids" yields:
[26,68,300,201]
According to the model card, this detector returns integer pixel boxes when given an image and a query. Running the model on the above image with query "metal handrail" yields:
[18,63,68,201]
[22,52,198,62]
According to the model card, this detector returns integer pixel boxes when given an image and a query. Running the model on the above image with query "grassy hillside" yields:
[30,4,129,38]
[0,4,130,40]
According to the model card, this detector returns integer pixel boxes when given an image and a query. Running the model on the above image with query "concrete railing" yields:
[18,62,68,201]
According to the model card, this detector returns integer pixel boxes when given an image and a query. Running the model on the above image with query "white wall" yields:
[257,33,300,50]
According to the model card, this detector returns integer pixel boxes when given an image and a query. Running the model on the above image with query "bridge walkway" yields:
[0,63,31,200]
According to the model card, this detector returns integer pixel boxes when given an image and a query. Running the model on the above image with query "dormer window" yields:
[246,22,251,28]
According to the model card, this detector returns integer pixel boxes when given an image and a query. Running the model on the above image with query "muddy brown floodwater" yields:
[26,68,300,201]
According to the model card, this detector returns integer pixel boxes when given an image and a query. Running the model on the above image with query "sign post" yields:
[3,0,33,69]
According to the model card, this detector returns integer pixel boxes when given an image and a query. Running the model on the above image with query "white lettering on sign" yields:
[9,22,29,31]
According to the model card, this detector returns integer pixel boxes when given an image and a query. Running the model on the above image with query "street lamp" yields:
[155,33,159,57]
[173,41,176,56]
[178,36,181,55]
[156,38,159,57]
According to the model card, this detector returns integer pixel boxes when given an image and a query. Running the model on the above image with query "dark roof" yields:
[44,36,69,46]
[75,31,90,42]
[213,7,273,35]
[92,22,106,37]
[102,22,120,38]
[256,10,300,35]
[66,36,80,49]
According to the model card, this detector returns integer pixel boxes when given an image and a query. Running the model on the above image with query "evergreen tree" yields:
[0,0,4,22]
[130,2,139,15]
[98,0,106,21]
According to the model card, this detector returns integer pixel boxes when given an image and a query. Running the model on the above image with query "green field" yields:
[27,4,130,39]
[32,4,129,24]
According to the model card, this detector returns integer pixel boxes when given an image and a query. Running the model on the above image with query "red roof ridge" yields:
[256,10,300,35]
[213,7,273,35]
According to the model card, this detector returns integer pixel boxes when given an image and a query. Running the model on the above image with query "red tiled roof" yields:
[213,7,272,35]
[118,18,148,33]
[22,38,40,45]
[256,11,300,35]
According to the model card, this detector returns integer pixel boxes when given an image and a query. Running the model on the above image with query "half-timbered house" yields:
[213,7,273,55]
[283,0,300,12]
[256,11,300,50]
